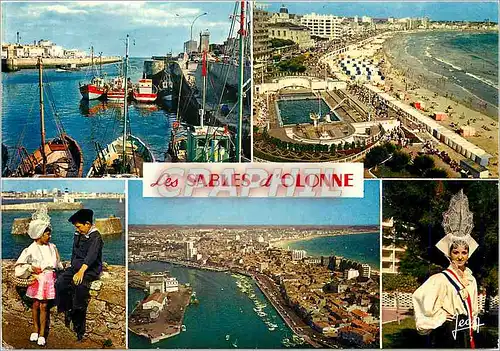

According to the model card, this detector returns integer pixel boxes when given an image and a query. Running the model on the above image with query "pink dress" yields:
[15,242,62,300]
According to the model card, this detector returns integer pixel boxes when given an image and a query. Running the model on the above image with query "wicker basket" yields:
[11,273,36,287]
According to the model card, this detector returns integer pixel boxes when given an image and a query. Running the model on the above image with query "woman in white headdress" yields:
[14,206,63,347]
[412,190,479,348]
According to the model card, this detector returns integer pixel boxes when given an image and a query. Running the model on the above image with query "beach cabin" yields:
[433,112,447,121]
[459,125,475,137]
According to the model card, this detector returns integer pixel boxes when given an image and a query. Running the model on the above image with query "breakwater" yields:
[2,56,121,71]
[1,201,83,211]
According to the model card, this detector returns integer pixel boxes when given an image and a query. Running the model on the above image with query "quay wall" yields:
[2,56,121,71]
[11,216,122,235]
[95,217,123,235]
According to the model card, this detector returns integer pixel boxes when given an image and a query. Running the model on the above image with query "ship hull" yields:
[80,84,105,100]
[87,135,154,178]
[133,92,157,103]
[107,89,126,101]
[15,134,84,178]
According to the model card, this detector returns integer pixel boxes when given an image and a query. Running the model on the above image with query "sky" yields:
[2,1,245,56]
[128,179,380,225]
[2,2,497,58]
[1,179,126,193]
[265,1,498,22]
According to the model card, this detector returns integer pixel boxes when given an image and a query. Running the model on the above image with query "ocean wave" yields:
[465,72,499,90]
[434,57,464,71]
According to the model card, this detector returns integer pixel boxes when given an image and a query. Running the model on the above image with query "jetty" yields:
[1,201,82,211]
[128,285,192,343]
[2,56,121,72]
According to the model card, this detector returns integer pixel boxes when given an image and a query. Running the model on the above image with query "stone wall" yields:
[95,217,123,236]
[11,217,123,236]
[2,260,126,349]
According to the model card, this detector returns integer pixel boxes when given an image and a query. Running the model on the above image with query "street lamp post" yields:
[176,12,208,54]
[190,12,208,47]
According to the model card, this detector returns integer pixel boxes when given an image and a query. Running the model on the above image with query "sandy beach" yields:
[378,31,498,176]
[271,231,379,249]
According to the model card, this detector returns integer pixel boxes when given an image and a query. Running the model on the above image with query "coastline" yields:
[271,232,380,271]
[365,30,498,177]
[129,261,337,348]
[271,230,378,248]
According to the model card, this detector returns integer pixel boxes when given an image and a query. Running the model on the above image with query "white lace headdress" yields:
[436,189,478,258]
[28,205,52,240]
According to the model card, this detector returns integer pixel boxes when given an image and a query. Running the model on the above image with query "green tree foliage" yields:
[387,151,411,172]
[412,155,435,175]
[382,273,420,292]
[277,55,307,73]
[270,38,295,48]
[423,168,448,178]
[364,145,389,168]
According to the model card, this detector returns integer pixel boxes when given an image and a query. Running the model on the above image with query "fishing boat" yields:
[79,47,107,100]
[87,35,154,178]
[167,0,248,163]
[56,63,80,72]
[181,325,186,332]
[225,335,230,341]
[13,58,84,177]
[106,76,127,102]
[133,78,158,103]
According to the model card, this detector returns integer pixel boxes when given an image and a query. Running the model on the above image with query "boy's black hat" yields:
[68,209,94,224]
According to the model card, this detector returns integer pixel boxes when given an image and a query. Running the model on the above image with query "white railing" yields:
[382,292,499,313]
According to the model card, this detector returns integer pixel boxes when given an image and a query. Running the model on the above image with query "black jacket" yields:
[71,228,104,279]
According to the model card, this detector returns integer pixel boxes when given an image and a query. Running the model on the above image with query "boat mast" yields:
[90,46,94,75]
[38,58,47,175]
[201,50,207,128]
[121,34,130,173]
[236,0,246,162]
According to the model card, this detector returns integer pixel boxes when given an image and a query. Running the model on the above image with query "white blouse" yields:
[14,242,63,278]
[412,265,478,335]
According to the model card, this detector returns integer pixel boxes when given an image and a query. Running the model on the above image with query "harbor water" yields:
[2,58,173,175]
[274,233,380,270]
[128,261,310,349]
[2,198,125,265]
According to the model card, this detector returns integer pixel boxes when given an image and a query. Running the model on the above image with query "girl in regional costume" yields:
[14,206,63,346]
[412,190,479,348]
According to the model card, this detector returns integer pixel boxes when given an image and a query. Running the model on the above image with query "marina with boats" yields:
[2,0,251,178]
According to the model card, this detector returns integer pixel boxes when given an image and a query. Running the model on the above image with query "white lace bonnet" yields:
[436,189,478,258]
[28,205,52,240]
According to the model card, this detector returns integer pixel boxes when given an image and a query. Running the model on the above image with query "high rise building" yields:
[184,40,198,54]
[199,30,210,52]
[361,264,371,278]
[300,13,345,41]
[344,268,360,280]
[253,7,272,63]
[292,249,307,261]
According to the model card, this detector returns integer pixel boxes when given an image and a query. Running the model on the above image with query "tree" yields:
[384,142,397,154]
[423,168,448,178]
[330,143,336,154]
[387,151,411,172]
[412,155,435,176]
[364,146,389,168]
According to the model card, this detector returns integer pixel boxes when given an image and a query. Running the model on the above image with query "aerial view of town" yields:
[1,1,250,179]
[253,2,498,178]
[127,180,380,348]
